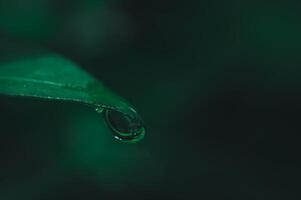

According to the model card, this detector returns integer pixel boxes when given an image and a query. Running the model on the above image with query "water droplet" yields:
[95,107,104,113]
[103,109,145,143]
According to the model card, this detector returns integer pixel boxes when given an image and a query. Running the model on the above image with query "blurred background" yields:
[0,0,300,199]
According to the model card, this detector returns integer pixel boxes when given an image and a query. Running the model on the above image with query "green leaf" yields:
[0,41,145,143]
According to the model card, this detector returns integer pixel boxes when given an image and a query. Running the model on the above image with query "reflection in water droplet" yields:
[102,109,145,143]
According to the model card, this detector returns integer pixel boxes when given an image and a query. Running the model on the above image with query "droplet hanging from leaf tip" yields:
[102,109,145,143]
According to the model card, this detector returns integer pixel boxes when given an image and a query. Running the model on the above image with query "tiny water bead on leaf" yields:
[103,109,145,143]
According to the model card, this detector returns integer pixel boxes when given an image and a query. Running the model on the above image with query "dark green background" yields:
[0,0,300,199]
